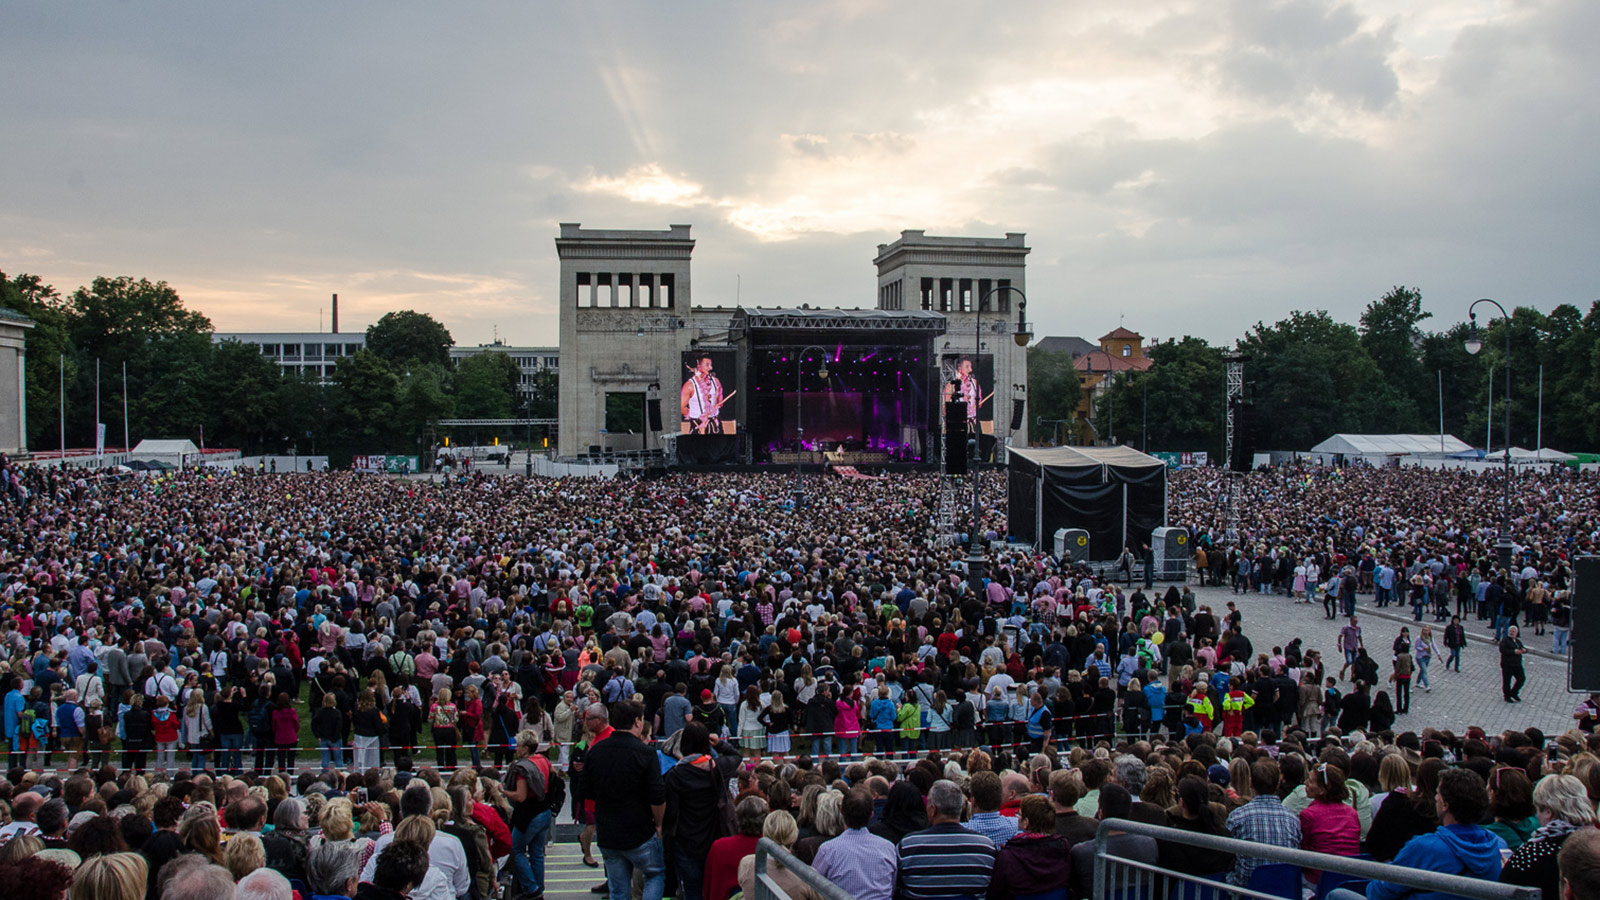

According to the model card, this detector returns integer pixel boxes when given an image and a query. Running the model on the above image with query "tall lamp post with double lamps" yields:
[1464,298,1515,571]
[792,345,830,506]
[964,287,1033,592]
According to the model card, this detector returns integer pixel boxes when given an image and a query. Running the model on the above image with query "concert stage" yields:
[738,308,950,467]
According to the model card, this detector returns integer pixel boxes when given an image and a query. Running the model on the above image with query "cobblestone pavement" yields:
[1185,583,1581,737]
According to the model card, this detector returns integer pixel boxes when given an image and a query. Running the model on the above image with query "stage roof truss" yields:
[737,308,948,333]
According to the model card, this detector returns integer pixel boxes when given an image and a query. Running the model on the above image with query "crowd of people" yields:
[0,456,1595,900]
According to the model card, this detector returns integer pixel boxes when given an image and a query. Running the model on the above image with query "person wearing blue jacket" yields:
[1327,768,1505,900]
[1143,679,1167,736]
[3,676,24,769]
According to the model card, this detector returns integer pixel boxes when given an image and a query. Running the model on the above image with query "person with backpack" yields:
[505,726,563,900]
[663,721,743,900]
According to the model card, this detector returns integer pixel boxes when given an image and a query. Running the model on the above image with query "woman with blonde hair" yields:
[715,664,741,735]
[69,851,148,900]
[179,807,225,864]
[309,797,371,856]
[793,790,844,865]
[0,833,43,864]
[392,816,455,900]
[738,811,820,900]
[224,832,265,881]
[1498,773,1598,900]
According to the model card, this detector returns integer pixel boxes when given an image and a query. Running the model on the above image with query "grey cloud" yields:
[1215,0,1399,110]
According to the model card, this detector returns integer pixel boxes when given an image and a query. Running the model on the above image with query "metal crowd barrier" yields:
[752,837,858,900]
[1092,818,1539,900]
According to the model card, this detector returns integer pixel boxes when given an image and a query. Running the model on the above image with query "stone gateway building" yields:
[555,224,1033,466]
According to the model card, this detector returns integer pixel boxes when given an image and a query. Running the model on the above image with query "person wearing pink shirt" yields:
[1299,764,1360,887]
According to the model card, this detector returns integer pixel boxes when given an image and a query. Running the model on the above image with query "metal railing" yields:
[751,837,858,900]
[1093,818,1539,900]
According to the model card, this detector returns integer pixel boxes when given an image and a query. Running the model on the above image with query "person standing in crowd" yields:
[663,721,743,900]
[585,701,666,900]
[1444,616,1467,672]
[1501,625,1527,703]
[505,726,560,900]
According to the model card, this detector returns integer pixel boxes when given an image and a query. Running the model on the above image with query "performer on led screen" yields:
[681,354,726,434]
[943,356,983,431]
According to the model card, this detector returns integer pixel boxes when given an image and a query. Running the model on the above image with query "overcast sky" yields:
[2,1,1594,348]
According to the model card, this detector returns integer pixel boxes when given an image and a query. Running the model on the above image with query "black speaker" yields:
[646,398,662,431]
[943,401,967,475]
[1229,398,1254,472]
[1570,556,1600,691]
[1011,398,1025,431]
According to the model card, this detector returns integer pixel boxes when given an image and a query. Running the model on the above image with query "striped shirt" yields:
[897,822,997,900]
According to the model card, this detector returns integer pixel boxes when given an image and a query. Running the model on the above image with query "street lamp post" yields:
[1464,298,1514,570]
[793,345,830,506]
[965,287,1033,592]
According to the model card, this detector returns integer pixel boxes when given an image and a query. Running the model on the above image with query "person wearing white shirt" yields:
[359,785,473,900]
[144,669,180,701]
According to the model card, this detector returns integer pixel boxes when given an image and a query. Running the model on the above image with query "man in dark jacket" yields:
[663,721,742,900]
[586,700,666,900]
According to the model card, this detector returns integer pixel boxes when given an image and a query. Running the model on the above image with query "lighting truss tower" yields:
[1223,351,1246,542]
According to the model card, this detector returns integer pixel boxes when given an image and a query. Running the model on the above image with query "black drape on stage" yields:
[676,434,740,465]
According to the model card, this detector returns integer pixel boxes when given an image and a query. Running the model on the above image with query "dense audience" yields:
[0,457,1595,900]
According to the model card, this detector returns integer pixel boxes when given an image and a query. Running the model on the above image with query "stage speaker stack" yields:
[943,401,967,475]
[1570,556,1600,690]
[1011,398,1025,431]
[1054,528,1090,565]
[1151,526,1191,581]
[646,398,663,431]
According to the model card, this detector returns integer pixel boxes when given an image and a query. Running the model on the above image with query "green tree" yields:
[203,340,284,453]
[63,277,213,448]
[452,351,520,419]
[365,311,453,369]
[526,370,558,420]
[1024,346,1081,444]
[68,276,212,359]
[330,350,401,447]
[1101,337,1224,452]
[1239,310,1384,450]
[397,363,453,448]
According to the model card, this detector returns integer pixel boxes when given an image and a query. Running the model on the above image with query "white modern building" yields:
[211,332,367,380]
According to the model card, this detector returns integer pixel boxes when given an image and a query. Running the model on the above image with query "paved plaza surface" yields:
[1185,582,1581,737]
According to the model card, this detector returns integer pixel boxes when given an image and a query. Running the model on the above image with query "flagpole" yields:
[96,358,101,464]
[58,354,64,460]
[1537,364,1544,459]
[122,361,130,454]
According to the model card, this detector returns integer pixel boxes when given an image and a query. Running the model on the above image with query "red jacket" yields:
[151,708,180,743]
[473,801,512,859]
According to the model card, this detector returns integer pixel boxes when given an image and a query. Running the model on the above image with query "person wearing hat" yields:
[691,689,725,738]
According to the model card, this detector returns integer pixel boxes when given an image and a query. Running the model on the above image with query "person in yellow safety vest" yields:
[1187,685,1215,732]
[1221,678,1254,737]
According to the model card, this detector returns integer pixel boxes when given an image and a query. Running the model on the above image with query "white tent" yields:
[1508,446,1576,463]
[1310,434,1472,458]
[130,439,201,466]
